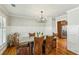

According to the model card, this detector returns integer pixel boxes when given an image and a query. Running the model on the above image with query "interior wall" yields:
[67,7,79,54]
[45,17,56,35]
[0,8,8,55]
[7,16,56,37]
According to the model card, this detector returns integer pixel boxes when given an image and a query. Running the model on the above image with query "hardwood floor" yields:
[57,38,67,49]
[48,38,76,55]
[3,46,16,55]
[3,38,76,55]
[49,48,76,55]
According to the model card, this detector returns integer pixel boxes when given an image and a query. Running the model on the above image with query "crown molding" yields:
[67,6,79,13]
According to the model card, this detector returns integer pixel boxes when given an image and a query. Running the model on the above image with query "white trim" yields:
[0,43,7,55]
[67,6,79,13]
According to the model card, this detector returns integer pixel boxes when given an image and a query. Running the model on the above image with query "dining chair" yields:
[45,36,53,55]
[34,36,44,55]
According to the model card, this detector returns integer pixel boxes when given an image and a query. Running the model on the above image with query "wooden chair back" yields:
[29,32,35,37]
[34,36,44,55]
[45,36,53,54]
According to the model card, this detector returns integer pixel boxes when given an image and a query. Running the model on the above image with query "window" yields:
[0,16,6,46]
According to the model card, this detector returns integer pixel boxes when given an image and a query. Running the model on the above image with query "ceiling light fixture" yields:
[38,10,47,23]
[11,4,16,7]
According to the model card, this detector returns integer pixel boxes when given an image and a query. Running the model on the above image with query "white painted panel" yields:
[67,7,79,54]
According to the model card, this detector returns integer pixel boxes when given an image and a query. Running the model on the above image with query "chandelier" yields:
[38,10,47,23]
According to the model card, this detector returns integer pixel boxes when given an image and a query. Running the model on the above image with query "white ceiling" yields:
[2,4,79,17]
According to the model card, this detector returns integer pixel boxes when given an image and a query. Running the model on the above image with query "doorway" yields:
[57,20,67,49]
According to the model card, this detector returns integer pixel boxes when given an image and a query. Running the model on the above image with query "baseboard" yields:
[67,49,78,55]
[0,43,7,55]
